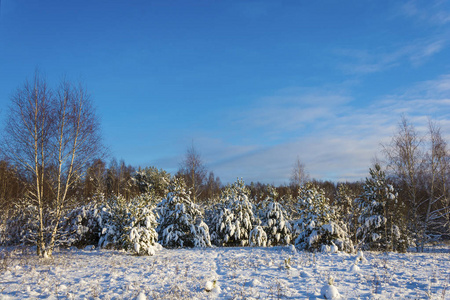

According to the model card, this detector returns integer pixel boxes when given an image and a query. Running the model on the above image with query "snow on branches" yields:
[356,164,407,252]
[157,178,211,248]
[210,179,255,246]
[294,183,353,252]
[258,188,292,246]
[98,193,160,255]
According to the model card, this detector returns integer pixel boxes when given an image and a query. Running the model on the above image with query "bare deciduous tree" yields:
[2,72,103,257]
[83,158,107,199]
[290,156,309,188]
[106,158,135,200]
[383,116,450,251]
[420,120,450,249]
[203,171,222,203]
[383,116,425,247]
[177,143,207,203]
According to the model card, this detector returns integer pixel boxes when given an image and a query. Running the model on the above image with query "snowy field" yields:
[1,245,449,299]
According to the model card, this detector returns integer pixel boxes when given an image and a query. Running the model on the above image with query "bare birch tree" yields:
[383,116,425,248]
[383,116,450,251]
[290,156,309,188]
[177,143,207,204]
[420,120,450,250]
[2,73,103,257]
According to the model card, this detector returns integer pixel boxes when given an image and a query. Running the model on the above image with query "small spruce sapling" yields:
[356,164,407,252]
[209,179,255,246]
[157,178,211,248]
[259,188,292,246]
[294,183,353,252]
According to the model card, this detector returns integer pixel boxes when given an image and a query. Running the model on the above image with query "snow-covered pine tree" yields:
[121,194,160,255]
[259,187,292,246]
[334,183,360,245]
[294,183,353,252]
[356,164,408,252]
[3,201,38,246]
[133,166,171,199]
[7,194,105,249]
[98,193,160,255]
[249,225,267,247]
[279,193,297,220]
[59,200,102,248]
[98,195,129,249]
[210,179,255,246]
[157,178,211,248]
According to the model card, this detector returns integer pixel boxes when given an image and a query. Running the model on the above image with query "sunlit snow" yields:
[1,245,449,299]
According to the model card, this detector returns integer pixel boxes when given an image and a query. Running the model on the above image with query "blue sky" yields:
[1,0,450,184]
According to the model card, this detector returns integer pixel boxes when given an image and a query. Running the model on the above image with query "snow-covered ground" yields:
[1,245,449,299]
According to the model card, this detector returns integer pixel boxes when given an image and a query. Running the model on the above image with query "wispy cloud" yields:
[334,1,450,75]
[400,0,450,25]
[230,88,352,141]
[333,1,450,75]
[191,75,450,185]
[335,37,446,75]
[147,73,450,185]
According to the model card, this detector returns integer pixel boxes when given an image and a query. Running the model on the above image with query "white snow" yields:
[137,291,146,300]
[349,263,361,273]
[321,283,341,299]
[0,245,449,299]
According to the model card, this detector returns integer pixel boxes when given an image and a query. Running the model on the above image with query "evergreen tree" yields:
[60,200,103,248]
[98,193,160,255]
[294,183,353,252]
[249,225,268,247]
[122,194,159,255]
[133,166,171,198]
[259,187,292,246]
[334,183,360,245]
[356,164,408,252]
[3,202,38,246]
[210,179,255,246]
[157,178,211,248]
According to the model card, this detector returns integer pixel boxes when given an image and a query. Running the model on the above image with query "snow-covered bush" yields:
[4,195,105,249]
[320,276,341,300]
[294,183,353,252]
[209,179,255,246]
[157,178,211,248]
[59,200,102,248]
[98,193,160,255]
[249,225,267,247]
[2,202,38,246]
[97,196,126,249]
[356,164,408,252]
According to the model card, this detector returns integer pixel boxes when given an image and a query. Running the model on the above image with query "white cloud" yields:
[145,74,450,185]
[230,88,352,139]
[400,0,450,25]
[201,76,450,184]
[335,38,446,75]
